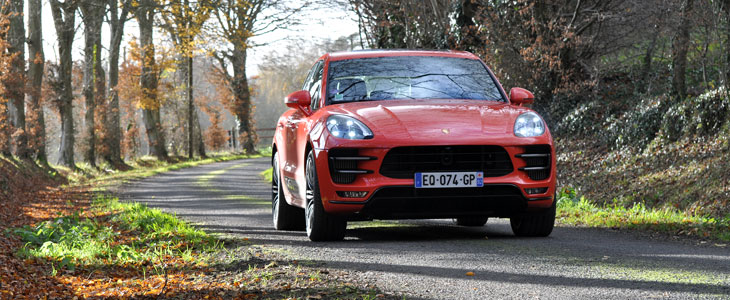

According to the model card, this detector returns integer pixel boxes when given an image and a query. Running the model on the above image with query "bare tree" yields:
[49,0,78,167]
[0,3,10,156]
[158,0,213,158]
[105,0,132,167]
[80,0,107,167]
[133,0,168,159]
[2,0,26,157]
[723,0,730,88]
[671,0,695,100]
[27,0,46,162]
[211,0,305,153]
[351,0,451,49]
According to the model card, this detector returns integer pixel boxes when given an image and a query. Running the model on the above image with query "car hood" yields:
[328,99,531,141]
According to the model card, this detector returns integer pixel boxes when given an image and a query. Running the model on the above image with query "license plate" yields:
[414,172,484,188]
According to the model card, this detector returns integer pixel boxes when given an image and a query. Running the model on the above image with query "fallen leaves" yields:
[1,158,402,299]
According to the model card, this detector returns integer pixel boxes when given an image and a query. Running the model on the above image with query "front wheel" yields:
[510,197,556,237]
[272,153,304,231]
[305,151,346,241]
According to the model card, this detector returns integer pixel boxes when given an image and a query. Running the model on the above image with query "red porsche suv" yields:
[271,50,556,241]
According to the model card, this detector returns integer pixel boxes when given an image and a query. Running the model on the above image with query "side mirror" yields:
[509,87,534,106]
[285,90,311,110]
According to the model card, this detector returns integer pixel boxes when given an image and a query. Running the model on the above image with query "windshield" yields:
[326,56,505,104]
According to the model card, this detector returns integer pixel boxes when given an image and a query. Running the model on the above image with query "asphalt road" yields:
[122,157,730,299]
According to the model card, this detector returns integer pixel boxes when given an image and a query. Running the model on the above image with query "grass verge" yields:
[5,151,396,298]
[260,167,273,184]
[557,187,730,242]
[14,195,219,276]
[57,152,264,189]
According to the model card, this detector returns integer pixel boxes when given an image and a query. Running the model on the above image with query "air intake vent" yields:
[516,145,551,180]
[328,148,374,184]
[380,145,513,179]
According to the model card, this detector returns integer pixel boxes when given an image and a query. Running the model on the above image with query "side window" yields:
[309,61,324,111]
[301,62,317,91]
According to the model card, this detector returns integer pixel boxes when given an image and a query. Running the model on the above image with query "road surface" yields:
[122,157,730,299]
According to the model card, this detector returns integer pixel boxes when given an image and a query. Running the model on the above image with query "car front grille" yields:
[379,145,513,179]
[515,145,551,180]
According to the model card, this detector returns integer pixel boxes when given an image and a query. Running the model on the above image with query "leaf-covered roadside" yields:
[1,158,80,298]
[1,155,396,299]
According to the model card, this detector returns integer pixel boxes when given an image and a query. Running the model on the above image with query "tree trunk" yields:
[231,46,256,153]
[724,0,730,89]
[0,3,12,156]
[188,55,194,159]
[671,0,694,100]
[27,0,46,163]
[640,33,659,93]
[107,0,129,167]
[6,0,26,158]
[137,4,168,160]
[175,58,188,155]
[80,0,106,167]
[194,107,206,158]
[94,46,107,162]
[50,0,78,167]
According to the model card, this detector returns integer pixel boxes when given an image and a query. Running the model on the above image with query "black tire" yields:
[272,153,304,231]
[305,151,346,241]
[455,217,488,227]
[510,197,556,237]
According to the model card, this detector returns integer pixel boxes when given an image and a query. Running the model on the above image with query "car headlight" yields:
[326,115,373,139]
[514,112,545,137]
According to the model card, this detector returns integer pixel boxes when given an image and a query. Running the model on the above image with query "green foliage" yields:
[14,195,220,271]
[259,167,273,184]
[558,88,730,149]
[14,210,111,265]
[57,152,260,188]
[557,188,730,242]
[605,95,668,148]
[659,88,730,142]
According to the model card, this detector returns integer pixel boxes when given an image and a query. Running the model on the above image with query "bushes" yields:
[556,87,730,149]
[659,88,730,142]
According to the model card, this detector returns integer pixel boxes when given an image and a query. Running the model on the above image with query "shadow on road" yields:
[121,157,730,298]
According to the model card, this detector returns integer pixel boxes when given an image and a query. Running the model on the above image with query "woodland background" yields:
[1,0,730,216]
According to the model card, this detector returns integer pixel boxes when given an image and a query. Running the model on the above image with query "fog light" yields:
[336,191,368,198]
[525,187,548,195]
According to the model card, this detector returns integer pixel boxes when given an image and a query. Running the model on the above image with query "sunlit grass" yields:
[14,195,221,274]
[14,151,270,273]
[260,167,273,184]
[557,188,730,242]
[347,220,417,229]
[53,152,263,190]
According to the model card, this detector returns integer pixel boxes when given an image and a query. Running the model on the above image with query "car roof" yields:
[327,49,480,61]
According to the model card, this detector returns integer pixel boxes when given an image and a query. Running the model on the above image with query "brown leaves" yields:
[1,158,399,299]
[0,159,76,298]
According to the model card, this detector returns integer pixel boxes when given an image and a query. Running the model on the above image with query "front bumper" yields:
[314,144,556,219]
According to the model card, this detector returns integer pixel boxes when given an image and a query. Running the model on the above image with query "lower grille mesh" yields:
[329,149,358,184]
[379,145,513,179]
[518,145,551,180]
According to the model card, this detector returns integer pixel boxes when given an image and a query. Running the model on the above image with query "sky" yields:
[31,1,360,76]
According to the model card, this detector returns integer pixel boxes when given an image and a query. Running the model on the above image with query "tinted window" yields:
[301,61,318,90]
[309,61,324,110]
[326,56,505,104]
